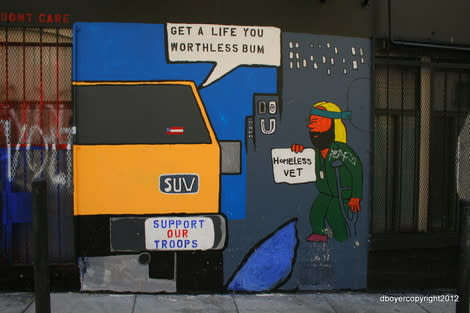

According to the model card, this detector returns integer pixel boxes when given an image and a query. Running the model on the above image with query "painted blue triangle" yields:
[227,219,298,292]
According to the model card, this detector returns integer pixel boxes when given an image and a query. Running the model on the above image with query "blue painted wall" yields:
[73,22,277,219]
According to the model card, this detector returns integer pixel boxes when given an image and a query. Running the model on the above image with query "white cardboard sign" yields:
[145,217,215,250]
[271,148,316,184]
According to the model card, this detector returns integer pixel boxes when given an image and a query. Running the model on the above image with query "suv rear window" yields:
[75,84,212,144]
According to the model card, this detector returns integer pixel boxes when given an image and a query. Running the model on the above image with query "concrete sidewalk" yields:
[0,291,459,313]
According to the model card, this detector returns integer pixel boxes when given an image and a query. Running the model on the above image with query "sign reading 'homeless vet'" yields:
[271,148,316,184]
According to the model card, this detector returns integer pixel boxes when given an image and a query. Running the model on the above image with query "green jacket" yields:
[315,141,363,199]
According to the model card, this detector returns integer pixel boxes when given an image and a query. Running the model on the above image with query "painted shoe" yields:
[306,233,328,242]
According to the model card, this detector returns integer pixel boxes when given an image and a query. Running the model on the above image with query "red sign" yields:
[0,12,71,24]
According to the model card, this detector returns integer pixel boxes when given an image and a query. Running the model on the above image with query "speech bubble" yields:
[271,148,316,184]
[166,23,280,87]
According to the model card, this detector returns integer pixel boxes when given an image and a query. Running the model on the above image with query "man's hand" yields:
[291,144,304,153]
[348,198,361,212]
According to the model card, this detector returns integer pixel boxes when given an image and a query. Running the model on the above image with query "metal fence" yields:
[0,27,74,264]
[373,58,470,234]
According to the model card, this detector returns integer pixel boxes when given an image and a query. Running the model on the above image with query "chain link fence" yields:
[0,27,74,264]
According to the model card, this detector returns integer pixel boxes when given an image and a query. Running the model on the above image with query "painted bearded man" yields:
[291,101,363,242]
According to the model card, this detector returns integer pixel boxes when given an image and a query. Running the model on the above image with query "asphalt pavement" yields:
[0,291,461,313]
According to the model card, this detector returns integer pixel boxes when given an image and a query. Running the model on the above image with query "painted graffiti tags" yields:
[0,121,73,187]
[0,11,71,24]
[166,23,280,86]
[329,148,357,166]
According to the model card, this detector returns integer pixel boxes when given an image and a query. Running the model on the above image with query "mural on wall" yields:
[227,219,298,292]
[238,33,371,291]
[290,101,363,242]
[72,22,371,293]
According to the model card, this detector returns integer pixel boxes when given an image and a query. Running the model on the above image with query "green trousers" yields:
[310,193,349,242]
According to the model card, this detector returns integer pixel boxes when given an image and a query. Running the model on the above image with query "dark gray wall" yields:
[5,0,470,47]
[2,0,372,37]
[224,33,371,290]
[373,0,470,46]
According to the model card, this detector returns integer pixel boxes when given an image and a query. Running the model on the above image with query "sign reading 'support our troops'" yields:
[145,217,215,250]
[271,148,316,184]
[166,23,281,87]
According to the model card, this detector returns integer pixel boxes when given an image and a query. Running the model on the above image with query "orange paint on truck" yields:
[73,81,221,216]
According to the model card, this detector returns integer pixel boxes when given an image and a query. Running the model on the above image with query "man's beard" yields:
[309,127,334,150]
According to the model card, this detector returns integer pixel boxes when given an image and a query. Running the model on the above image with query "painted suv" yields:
[73,81,226,254]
